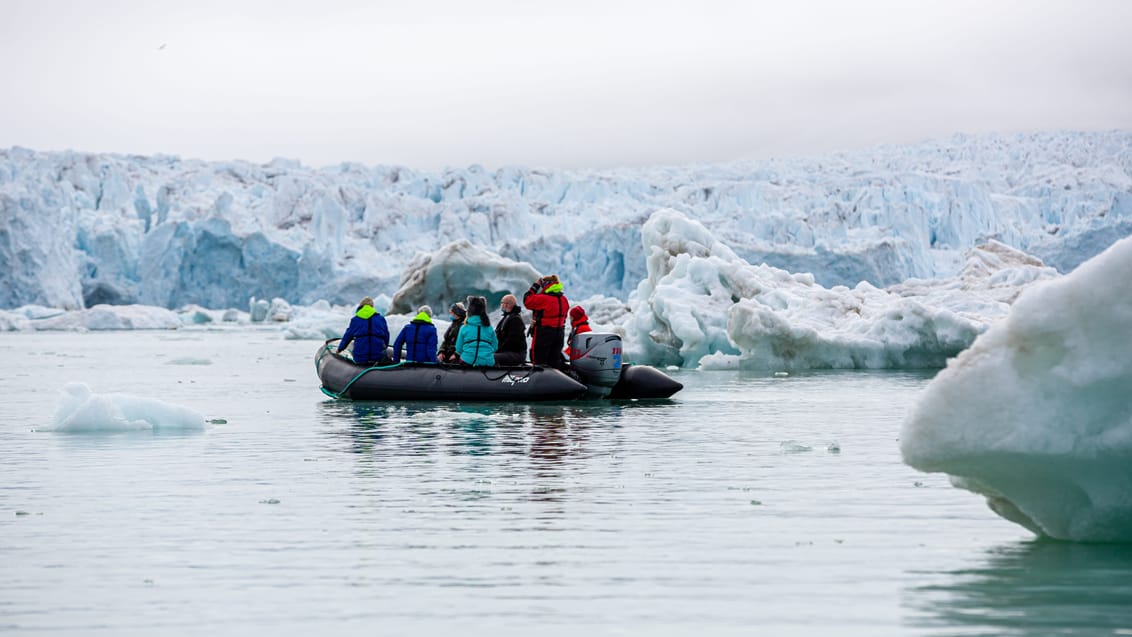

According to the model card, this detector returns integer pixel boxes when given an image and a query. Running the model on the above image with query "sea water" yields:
[1,330,1130,636]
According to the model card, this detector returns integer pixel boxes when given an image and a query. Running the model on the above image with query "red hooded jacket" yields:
[523,283,569,329]
[564,306,592,360]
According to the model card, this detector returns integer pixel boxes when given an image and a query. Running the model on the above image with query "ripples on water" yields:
[1,331,1130,635]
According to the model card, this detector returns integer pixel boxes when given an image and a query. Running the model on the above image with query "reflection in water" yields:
[907,540,1132,635]
[317,400,632,505]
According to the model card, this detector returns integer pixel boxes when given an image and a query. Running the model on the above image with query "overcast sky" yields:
[2,0,1130,170]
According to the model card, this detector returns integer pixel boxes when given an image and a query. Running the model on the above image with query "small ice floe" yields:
[281,299,350,340]
[826,442,841,453]
[774,371,789,377]
[697,353,740,370]
[259,498,281,505]
[166,358,212,365]
[779,440,812,454]
[48,383,205,432]
[249,298,270,322]
[177,306,214,325]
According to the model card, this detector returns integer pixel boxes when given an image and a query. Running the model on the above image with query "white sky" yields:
[2,0,1130,170]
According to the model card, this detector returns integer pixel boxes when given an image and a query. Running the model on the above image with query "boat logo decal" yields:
[501,374,531,385]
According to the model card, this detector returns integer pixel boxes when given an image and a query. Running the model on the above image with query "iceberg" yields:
[49,382,206,432]
[901,235,1132,542]
[389,240,540,314]
[624,209,1057,369]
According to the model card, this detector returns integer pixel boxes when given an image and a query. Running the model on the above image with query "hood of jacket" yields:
[355,304,377,319]
[412,311,433,324]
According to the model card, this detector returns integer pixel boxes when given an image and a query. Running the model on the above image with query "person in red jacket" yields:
[522,274,569,369]
[564,305,592,361]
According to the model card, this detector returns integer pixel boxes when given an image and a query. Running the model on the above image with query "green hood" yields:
[413,311,433,323]
[545,283,563,294]
[356,305,376,319]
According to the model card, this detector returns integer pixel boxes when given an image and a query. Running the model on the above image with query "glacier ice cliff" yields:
[901,235,1132,541]
[1,130,1129,312]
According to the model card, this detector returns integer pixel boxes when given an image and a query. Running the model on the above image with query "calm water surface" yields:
[1,331,1130,636]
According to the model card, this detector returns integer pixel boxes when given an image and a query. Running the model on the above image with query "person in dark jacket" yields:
[523,274,569,369]
[493,294,527,366]
[392,305,438,364]
[455,295,497,367]
[564,305,592,361]
[337,297,390,366]
[437,302,466,363]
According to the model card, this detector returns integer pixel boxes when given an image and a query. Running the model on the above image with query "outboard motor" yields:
[568,332,623,397]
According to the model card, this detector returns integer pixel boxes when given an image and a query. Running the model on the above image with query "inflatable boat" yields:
[316,332,682,402]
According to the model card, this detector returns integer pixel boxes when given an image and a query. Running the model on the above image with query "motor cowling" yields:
[568,332,623,397]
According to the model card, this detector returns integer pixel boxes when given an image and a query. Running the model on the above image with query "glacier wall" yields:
[1,130,1129,311]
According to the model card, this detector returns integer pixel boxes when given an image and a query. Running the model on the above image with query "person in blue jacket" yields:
[392,305,438,363]
[336,297,390,366]
[455,295,498,367]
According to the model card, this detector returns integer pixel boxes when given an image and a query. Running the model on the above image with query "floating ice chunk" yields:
[282,326,339,340]
[901,235,1132,542]
[0,309,30,331]
[266,297,292,322]
[625,209,1056,369]
[698,353,741,370]
[29,304,181,331]
[389,240,540,314]
[49,382,206,432]
[166,358,212,365]
[177,305,214,324]
[18,305,66,320]
[780,441,813,453]
[249,297,270,322]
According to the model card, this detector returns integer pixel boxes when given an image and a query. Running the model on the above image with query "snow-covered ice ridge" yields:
[2,130,1129,312]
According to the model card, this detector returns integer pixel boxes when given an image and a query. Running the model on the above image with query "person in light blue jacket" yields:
[455,296,497,367]
[392,305,438,363]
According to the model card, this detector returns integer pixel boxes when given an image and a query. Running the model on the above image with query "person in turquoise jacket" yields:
[392,305,438,363]
[455,296,497,367]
